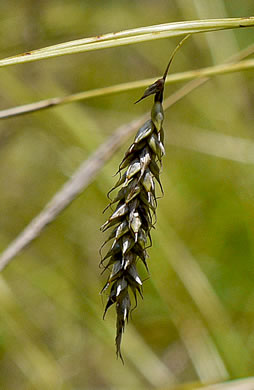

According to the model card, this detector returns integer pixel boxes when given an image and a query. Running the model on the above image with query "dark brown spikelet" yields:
[100,35,190,363]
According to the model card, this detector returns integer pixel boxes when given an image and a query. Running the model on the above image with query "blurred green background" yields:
[1,1,254,389]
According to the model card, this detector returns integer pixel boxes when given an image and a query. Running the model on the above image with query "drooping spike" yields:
[100,34,190,362]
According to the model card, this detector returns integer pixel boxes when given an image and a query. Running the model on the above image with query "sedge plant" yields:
[100,35,190,362]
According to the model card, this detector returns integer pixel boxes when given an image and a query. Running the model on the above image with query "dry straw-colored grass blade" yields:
[2,55,254,120]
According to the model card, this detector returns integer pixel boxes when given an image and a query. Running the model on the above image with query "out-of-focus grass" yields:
[1,1,254,389]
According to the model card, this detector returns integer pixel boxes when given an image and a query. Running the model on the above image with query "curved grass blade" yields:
[0,17,253,67]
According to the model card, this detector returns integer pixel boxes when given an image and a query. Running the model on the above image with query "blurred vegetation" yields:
[1,1,254,389]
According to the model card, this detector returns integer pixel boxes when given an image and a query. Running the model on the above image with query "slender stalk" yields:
[1,57,254,120]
